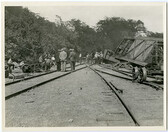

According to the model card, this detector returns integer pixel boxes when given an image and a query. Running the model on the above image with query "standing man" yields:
[7,58,14,73]
[79,53,82,64]
[55,49,61,71]
[51,54,56,69]
[44,53,48,71]
[38,55,43,69]
[69,49,76,71]
[86,53,89,64]
[59,48,67,72]
[100,51,103,64]
[45,55,51,71]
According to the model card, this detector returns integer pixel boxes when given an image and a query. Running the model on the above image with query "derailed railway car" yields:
[103,37,163,82]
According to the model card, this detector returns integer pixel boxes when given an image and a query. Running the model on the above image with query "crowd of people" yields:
[6,48,104,75]
[38,49,104,72]
[86,51,103,65]
[38,48,77,72]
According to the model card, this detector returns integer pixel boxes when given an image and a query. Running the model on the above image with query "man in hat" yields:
[51,54,56,69]
[94,52,98,64]
[69,49,76,71]
[79,53,82,64]
[59,48,67,72]
[38,55,44,69]
[55,49,61,71]
[45,54,51,71]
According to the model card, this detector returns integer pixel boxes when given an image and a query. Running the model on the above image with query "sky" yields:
[26,4,164,33]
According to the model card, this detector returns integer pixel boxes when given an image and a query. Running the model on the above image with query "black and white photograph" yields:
[1,1,166,131]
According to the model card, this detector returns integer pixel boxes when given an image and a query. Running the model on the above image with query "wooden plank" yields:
[115,56,147,66]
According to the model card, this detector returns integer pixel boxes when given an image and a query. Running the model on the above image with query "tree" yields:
[147,31,163,38]
[68,19,98,55]
[96,17,147,51]
[5,7,162,63]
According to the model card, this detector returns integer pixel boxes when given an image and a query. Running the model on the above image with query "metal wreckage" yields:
[103,37,163,83]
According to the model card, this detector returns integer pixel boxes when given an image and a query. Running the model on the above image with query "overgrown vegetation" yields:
[5,6,163,62]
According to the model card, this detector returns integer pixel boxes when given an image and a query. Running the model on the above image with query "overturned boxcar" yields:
[103,37,163,82]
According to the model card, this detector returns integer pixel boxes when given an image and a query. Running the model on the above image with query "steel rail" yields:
[89,66,140,126]
[5,66,87,100]
[95,68,132,81]
[5,63,82,86]
[99,64,163,82]
[109,69,163,90]
[115,69,163,83]
[97,65,163,90]
[95,68,163,90]
[111,69,163,90]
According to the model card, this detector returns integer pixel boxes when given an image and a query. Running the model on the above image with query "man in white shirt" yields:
[79,53,82,64]
[7,58,15,73]
[94,52,99,64]
[51,55,56,69]
[59,48,67,72]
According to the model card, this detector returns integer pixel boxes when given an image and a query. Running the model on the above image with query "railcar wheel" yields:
[132,67,139,82]
[137,67,147,83]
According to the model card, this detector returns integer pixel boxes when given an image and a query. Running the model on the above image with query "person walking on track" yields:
[69,49,76,71]
[59,48,67,72]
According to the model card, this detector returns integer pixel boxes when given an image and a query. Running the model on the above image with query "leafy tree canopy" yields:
[5,7,163,63]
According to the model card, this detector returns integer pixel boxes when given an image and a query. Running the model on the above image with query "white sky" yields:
[27,5,163,33]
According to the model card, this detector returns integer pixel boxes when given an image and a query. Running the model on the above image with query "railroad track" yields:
[96,65,163,90]
[88,66,140,126]
[5,63,82,86]
[5,64,87,100]
[99,64,163,82]
[112,68,163,84]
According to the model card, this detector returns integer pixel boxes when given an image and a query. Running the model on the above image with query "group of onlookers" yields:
[6,49,104,75]
[86,51,103,65]
[39,48,77,72]
[6,48,78,75]
[38,53,55,71]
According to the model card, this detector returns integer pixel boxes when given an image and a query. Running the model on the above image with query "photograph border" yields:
[1,1,167,131]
